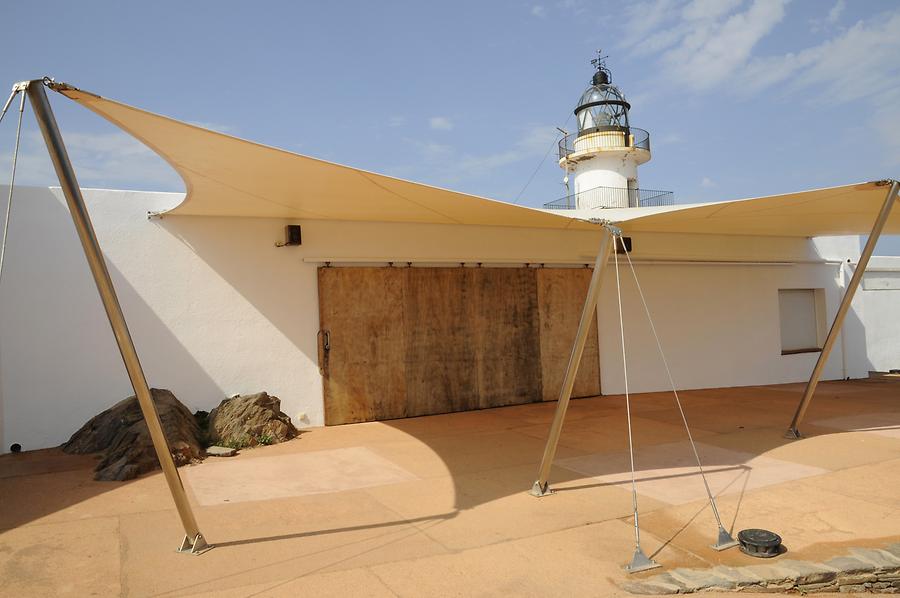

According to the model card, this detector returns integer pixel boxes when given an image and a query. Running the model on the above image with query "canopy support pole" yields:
[26,80,209,555]
[786,179,899,439]
[531,224,615,496]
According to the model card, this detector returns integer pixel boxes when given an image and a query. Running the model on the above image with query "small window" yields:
[778,289,826,355]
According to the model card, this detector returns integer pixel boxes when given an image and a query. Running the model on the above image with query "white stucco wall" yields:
[596,233,868,395]
[0,186,326,453]
[859,256,900,372]
[0,185,872,452]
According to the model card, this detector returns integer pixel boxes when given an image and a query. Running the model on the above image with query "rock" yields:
[711,565,764,587]
[668,567,733,591]
[849,548,900,570]
[827,555,873,575]
[840,584,867,593]
[63,389,202,481]
[779,559,838,584]
[621,580,681,595]
[206,445,237,457]
[207,392,297,448]
[797,581,838,593]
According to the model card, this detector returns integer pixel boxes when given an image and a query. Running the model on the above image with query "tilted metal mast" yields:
[531,224,615,496]
[786,179,899,437]
[23,79,209,554]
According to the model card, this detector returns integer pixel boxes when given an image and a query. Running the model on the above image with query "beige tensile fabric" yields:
[614,181,900,237]
[55,84,897,238]
[55,86,598,230]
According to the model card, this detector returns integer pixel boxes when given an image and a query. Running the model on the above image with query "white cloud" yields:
[556,0,587,15]
[700,176,716,188]
[618,1,900,156]
[516,125,559,153]
[827,0,845,24]
[622,1,900,106]
[402,124,561,188]
[809,0,846,33]
[456,125,558,176]
[657,0,788,91]
[419,141,454,159]
[681,0,743,22]
[428,116,454,131]
[531,5,547,18]
[737,9,900,122]
[388,116,406,127]
[1,130,182,191]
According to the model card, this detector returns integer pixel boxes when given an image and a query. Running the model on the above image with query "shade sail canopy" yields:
[615,181,900,237]
[55,86,598,231]
[54,83,897,238]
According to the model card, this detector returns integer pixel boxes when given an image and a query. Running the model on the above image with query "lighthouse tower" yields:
[559,54,651,209]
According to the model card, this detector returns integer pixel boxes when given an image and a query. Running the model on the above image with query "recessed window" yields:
[778,289,826,355]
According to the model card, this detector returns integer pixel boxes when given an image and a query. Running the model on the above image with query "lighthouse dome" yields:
[574,81,631,134]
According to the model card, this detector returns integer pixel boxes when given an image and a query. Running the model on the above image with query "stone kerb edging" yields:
[623,544,900,594]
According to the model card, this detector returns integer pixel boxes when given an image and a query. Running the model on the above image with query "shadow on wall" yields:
[0,186,224,453]
[154,215,320,363]
[152,214,323,427]
[844,302,870,376]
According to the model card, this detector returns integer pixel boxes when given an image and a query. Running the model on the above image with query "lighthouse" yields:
[558,54,651,209]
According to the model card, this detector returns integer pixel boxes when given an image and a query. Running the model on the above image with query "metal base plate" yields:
[529,481,553,497]
[177,533,212,555]
[711,527,739,551]
[624,547,661,573]
[783,428,803,440]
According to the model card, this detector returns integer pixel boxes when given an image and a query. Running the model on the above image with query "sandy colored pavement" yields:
[2,378,898,597]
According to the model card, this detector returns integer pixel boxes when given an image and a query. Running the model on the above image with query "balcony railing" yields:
[543,185,675,210]
[558,127,650,162]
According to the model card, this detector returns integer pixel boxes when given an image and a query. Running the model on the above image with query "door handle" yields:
[317,329,330,377]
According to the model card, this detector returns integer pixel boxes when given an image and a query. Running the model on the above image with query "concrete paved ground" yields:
[2,378,899,597]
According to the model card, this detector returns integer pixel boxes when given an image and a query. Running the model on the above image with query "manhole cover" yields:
[738,528,782,558]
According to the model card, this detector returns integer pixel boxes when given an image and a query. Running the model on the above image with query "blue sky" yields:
[3,0,900,249]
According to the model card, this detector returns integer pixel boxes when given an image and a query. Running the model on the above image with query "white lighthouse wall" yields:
[0,186,875,452]
[572,155,639,208]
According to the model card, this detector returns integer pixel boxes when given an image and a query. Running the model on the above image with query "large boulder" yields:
[63,388,202,481]
[208,392,297,448]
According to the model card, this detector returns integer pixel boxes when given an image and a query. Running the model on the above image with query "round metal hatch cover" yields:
[738,528,783,558]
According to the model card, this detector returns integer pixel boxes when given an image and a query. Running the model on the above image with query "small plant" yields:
[217,432,276,449]
[221,435,251,450]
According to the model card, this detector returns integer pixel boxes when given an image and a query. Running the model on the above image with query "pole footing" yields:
[783,428,803,440]
[711,526,739,551]
[529,480,553,497]
[177,533,212,555]
[624,546,661,573]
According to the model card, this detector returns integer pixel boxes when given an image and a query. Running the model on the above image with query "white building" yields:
[1,70,898,454]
